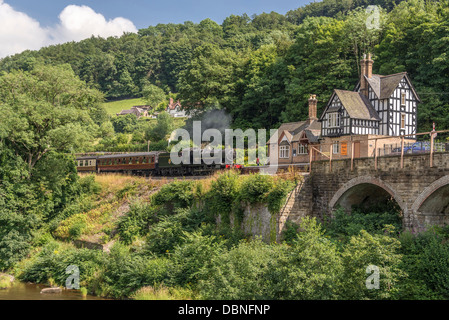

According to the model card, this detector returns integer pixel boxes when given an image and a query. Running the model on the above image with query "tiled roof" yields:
[334,90,380,121]
[366,72,407,100]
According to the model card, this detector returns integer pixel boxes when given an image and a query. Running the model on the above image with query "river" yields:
[0,282,107,300]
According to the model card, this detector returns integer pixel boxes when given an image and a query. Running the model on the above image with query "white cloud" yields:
[0,2,138,58]
[0,0,48,58]
[51,5,138,43]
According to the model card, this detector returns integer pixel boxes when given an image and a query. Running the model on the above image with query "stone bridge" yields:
[279,152,449,234]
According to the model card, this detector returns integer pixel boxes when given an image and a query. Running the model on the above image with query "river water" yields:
[0,282,107,300]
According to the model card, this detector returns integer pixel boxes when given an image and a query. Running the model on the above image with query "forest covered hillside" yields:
[0,0,448,132]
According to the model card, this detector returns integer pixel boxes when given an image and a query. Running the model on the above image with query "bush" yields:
[99,243,170,298]
[268,217,344,300]
[19,242,105,289]
[168,231,225,287]
[324,204,403,240]
[206,171,240,217]
[152,181,195,210]
[397,230,449,299]
[118,201,157,245]
[145,210,188,254]
[198,239,281,300]
[79,175,101,195]
[267,179,295,214]
[340,228,404,300]
[239,174,274,204]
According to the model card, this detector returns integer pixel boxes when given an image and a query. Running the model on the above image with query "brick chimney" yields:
[360,53,374,97]
[308,94,318,121]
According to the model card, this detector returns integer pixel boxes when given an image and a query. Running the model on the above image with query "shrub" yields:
[280,220,300,245]
[152,181,195,210]
[324,204,403,240]
[99,243,170,298]
[267,179,295,214]
[118,201,157,245]
[268,217,344,300]
[239,174,274,204]
[0,275,12,289]
[198,239,281,300]
[397,230,449,299]
[19,242,105,290]
[340,228,404,300]
[207,171,241,216]
[79,175,101,195]
[168,231,225,287]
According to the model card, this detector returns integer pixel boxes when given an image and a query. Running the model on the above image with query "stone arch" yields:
[411,176,449,229]
[329,175,406,214]
[411,175,449,213]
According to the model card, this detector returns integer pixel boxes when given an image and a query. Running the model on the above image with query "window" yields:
[401,92,406,106]
[299,144,308,154]
[401,113,406,129]
[328,113,340,128]
[333,141,340,154]
[280,146,290,158]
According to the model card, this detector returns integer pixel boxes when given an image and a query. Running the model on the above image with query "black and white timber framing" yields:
[320,72,420,138]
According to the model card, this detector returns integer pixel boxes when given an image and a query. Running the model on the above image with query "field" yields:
[103,98,147,115]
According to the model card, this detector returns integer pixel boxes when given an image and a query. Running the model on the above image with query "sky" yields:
[0,0,312,58]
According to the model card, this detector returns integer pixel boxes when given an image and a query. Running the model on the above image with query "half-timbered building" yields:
[320,53,420,139]
[318,53,420,159]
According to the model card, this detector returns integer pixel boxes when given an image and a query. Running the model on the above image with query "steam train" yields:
[76,149,240,176]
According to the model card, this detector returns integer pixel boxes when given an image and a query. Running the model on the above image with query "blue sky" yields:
[5,0,312,29]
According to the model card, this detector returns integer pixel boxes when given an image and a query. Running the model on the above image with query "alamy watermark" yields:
[169,121,279,174]
[366,265,380,290]
[66,265,80,290]
[366,5,381,30]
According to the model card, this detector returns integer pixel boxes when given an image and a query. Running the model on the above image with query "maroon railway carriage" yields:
[97,152,159,176]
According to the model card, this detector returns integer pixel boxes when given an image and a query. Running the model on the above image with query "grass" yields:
[0,275,12,289]
[54,174,165,244]
[131,285,196,300]
[103,98,147,115]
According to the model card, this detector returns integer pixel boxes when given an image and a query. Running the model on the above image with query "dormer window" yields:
[329,113,340,128]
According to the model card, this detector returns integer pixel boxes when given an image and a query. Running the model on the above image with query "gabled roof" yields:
[168,99,182,110]
[336,90,380,121]
[268,120,321,145]
[358,72,421,102]
[292,120,321,142]
[268,121,306,144]
[320,90,380,121]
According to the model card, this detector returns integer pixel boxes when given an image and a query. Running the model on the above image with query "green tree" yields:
[340,228,405,300]
[142,84,166,109]
[145,112,174,142]
[0,64,104,172]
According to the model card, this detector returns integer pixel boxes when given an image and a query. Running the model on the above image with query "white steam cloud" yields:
[0,1,138,58]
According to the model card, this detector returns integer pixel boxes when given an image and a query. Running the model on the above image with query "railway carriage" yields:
[96,152,159,176]
[76,156,97,173]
